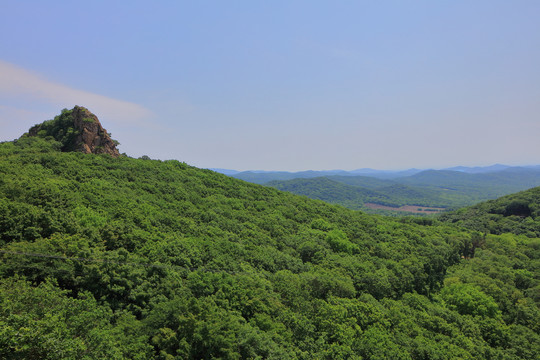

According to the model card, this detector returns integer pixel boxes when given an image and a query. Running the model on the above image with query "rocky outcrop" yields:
[28,106,120,157]
[70,106,120,157]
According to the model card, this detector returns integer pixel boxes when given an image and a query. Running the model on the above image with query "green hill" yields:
[439,186,540,238]
[265,169,540,214]
[231,170,351,184]
[398,169,540,195]
[267,177,451,212]
[0,108,539,359]
[327,175,396,189]
[266,177,388,210]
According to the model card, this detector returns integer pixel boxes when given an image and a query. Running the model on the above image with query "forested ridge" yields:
[440,186,540,238]
[267,177,448,211]
[0,113,539,359]
[265,169,540,214]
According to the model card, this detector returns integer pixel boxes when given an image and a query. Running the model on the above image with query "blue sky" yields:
[1,1,539,171]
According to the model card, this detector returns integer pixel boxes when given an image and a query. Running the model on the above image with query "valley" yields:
[220,167,540,215]
[363,203,446,214]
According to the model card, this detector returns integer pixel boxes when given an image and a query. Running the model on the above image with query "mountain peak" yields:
[26,106,120,157]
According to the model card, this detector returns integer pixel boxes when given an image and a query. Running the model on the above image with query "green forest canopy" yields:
[439,186,540,238]
[0,124,539,359]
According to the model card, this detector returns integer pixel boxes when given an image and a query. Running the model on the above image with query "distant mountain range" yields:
[210,164,540,183]
[211,165,540,214]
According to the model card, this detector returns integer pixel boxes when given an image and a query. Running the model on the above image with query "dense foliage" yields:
[267,177,386,210]
[0,135,539,359]
[25,108,87,152]
[267,177,448,211]
[440,187,540,238]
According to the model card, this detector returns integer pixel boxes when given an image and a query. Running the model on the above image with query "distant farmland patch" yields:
[365,203,446,214]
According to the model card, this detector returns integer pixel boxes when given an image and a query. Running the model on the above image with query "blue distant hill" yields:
[212,165,540,213]
[212,164,540,184]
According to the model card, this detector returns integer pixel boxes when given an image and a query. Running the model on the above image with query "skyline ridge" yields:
[211,163,540,175]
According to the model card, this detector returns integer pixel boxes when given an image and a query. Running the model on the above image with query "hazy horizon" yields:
[2,1,539,172]
[210,163,540,173]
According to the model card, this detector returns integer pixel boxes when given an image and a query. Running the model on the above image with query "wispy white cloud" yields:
[0,105,51,141]
[0,60,152,125]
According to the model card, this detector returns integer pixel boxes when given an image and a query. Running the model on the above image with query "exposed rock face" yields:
[28,106,120,157]
[70,106,120,157]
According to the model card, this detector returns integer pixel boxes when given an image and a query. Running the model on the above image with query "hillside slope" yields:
[439,186,540,238]
[398,169,540,196]
[266,177,454,213]
[0,110,539,359]
[265,169,540,214]
[266,177,387,210]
